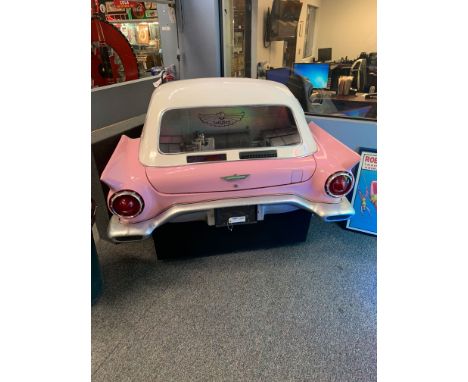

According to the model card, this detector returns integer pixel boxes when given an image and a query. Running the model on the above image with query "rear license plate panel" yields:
[215,206,257,227]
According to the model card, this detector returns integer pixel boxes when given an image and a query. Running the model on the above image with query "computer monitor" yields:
[318,48,332,62]
[292,63,330,89]
[268,0,303,41]
[266,67,291,85]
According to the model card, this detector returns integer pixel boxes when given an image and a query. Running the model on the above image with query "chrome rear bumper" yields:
[107,195,354,242]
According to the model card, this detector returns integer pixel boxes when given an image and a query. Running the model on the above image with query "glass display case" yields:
[222,0,251,77]
[92,1,172,88]
[103,1,163,77]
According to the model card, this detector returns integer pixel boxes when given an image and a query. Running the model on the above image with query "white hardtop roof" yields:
[139,77,317,166]
[149,77,300,110]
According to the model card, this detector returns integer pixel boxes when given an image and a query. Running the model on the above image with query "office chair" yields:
[286,72,340,115]
[285,73,313,110]
[350,58,367,92]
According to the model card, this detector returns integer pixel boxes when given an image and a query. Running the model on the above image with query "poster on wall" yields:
[346,149,377,235]
[136,23,150,44]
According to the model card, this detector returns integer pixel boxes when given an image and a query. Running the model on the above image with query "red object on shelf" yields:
[131,3,146,19]
[91,18,138,87]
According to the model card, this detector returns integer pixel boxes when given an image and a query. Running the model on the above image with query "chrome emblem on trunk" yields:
[221,174,250,181]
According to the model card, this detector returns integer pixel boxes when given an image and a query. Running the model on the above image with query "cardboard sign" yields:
[346,150,377,235]
[136,23,150,44]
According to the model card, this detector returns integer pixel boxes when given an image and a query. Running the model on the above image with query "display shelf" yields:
[107,19,159,24]
[131,44,159,48]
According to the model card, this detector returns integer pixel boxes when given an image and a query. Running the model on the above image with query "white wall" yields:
[315,0,376,61]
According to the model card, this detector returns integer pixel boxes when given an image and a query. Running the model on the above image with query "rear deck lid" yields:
[145,156,316,194]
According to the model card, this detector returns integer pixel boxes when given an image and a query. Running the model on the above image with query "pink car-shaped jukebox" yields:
[101,78,360,242]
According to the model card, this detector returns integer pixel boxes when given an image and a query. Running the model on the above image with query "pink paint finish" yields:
[100,136,162,223]
[308,121,360,170]
[308,121,361,203]
[101,122,360,224]
[145,156,316,194]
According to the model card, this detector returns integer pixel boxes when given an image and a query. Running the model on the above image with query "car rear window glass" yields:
[159,105,301,154]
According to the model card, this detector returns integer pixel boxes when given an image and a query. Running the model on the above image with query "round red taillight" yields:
[325,171,354,197]
[109,190,144,218]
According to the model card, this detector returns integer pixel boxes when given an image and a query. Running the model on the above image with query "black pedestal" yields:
[153,209,312,260]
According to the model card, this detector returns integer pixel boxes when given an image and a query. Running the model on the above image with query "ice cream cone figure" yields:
[358,189,371,214]
[370,181,377,209]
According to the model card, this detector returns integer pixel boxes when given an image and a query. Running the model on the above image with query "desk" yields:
[308,93,377,119]
[332,93,377,103]
[330,95,377,119]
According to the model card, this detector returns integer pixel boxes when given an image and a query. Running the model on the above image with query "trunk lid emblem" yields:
[221,174,250,181]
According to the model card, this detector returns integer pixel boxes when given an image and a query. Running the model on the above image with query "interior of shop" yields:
[91,1,377,381]
[226,0,378,119]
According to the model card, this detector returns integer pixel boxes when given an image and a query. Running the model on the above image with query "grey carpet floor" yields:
[92,214,376,382]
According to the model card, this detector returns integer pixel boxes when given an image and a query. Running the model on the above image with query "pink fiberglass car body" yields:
[101,77,360,242]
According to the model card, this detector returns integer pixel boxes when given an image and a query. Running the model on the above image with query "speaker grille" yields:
[239,150,277,159]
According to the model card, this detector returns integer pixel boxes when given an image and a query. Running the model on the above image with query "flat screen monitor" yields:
[318,48,332,62]
[268,0,303,40]
[266,67,291,85]
[293,63,330,89]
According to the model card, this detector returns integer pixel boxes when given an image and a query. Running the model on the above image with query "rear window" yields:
[159,105,301,154]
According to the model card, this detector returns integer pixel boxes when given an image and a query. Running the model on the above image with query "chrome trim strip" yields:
[107,195,355,242]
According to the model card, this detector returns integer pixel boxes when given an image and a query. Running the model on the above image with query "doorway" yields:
[222,0,252,77]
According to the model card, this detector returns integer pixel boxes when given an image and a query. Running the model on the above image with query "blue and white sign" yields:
[346,150,377,235]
